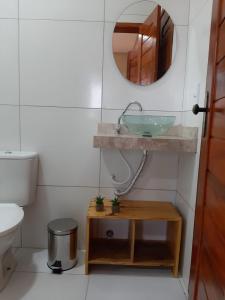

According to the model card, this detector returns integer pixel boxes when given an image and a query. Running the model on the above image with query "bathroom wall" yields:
[176,0,213,293]
[0,0,190,249]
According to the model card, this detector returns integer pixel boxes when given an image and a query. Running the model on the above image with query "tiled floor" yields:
[0,248,187,300]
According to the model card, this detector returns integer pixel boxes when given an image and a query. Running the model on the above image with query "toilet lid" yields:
[0,204,24,236]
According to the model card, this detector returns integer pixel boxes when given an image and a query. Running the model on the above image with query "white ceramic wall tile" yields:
[189,0,211,23]
[22,186,98,249]
[100,150,178,190]
[87,274,186,300]
[183,0,213,111]
[20,20,103,108]
[176,193,195,292]
[0,0,18,18]
[0,20,19,105]
[0,106,20,150]
[19,0,104,21]
[105,0,190,25]
[21,107,100,187]
[1,272,88,300]
[103,23,187,111]
[177,153,200,211]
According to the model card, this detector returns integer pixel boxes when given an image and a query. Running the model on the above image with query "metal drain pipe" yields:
[114,150,149,197]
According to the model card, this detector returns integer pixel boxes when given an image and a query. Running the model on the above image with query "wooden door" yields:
[189,0,225,299]
[140,5,160,85]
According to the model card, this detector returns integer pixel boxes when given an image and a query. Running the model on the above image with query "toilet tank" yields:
[0,151,38,206]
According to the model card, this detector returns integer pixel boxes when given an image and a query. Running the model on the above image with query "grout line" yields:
[178,278,189,299]
[19,17,104,23]
[37,184,99,189]
[98,0,106,194]
[0,103,188,114]
[0,103,186,113]
[15,270,86,277]
[84,276,90,300]
[176,190,195,212]
[20,104,102,110]
[37,184,176,192]
[0,17,18,20]
[17,0,22,151]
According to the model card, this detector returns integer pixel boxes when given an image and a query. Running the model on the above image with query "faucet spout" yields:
[116,101,143,134]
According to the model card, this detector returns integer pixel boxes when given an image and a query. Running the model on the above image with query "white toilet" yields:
[0,151,38,291]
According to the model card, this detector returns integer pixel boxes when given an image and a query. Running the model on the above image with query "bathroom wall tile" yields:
[19,0,104,21]
[0,106,20,150]
[102,24,187,111]
[100,150,178,191]
[175,193,195,292]
[20,106,100,187]
[182,110,203,129]
[100,188,176,203]
[20,20,103,108]
[189,0,212,23]
[22,186,98,249]
[177,153,200,211]
[0,0,18,18]
[105,0,190,25]
[183,0,212,111]
[0,20,19,105]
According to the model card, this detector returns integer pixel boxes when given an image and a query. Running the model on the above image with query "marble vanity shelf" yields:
[93,123,198,153]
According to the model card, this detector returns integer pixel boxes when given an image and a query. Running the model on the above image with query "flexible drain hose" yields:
[114,150,149,197]
[111,150,133,185]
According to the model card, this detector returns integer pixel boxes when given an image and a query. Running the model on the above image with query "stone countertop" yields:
[93,123,198,153]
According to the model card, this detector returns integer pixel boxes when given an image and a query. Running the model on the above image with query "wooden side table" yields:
[85,200,182,277]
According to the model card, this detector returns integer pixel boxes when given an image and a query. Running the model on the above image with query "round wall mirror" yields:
[112,1,175,86]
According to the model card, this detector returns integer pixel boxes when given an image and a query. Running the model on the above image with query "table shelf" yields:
[85,200,182,277]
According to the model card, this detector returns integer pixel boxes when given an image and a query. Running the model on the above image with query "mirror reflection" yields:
[112,1,175,86]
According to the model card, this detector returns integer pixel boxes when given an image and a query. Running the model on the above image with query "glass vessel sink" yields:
[121,115,176,137]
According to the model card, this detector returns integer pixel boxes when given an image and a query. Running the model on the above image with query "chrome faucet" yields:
[116,101,143,134]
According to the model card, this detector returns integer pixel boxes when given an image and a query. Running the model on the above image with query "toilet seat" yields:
[0,204,24,237]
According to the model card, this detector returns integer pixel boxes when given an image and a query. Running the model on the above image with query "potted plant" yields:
[111,197,120,214]
[95,195,104,212]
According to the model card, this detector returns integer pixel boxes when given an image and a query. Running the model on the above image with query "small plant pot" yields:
[112,205,120,214]
[96,203,104,212]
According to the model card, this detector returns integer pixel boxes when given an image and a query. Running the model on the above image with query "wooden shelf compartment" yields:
[133,240,174,267]
[87,218,134,266]
[89,238,132,265]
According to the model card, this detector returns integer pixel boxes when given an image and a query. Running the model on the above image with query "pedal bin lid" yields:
[48,218,78,236]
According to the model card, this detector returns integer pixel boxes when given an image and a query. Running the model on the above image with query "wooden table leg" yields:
[85,218,90,275]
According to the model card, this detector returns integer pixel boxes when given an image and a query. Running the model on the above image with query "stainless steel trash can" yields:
[47,218,78,272]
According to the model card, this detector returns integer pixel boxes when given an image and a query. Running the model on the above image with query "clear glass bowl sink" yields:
[121,115,176,137]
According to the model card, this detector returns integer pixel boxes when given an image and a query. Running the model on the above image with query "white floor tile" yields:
[15,248,85,275]
[0,272,88,300]
[87,273,186,300]
[4,248,187,299]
